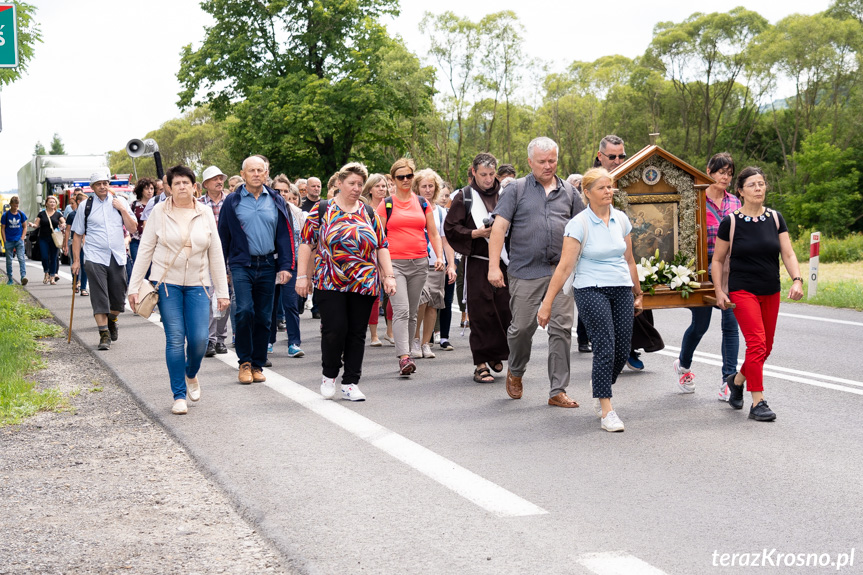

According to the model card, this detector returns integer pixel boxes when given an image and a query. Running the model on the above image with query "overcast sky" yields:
[0,0,833,190]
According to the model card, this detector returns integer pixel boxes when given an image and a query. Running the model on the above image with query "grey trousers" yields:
[507,268,575,398]
[391,258,428,357]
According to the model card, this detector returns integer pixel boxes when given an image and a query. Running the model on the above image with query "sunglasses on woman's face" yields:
[394,173,414,181]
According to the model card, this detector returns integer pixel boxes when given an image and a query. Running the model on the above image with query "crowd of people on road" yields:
[3,133,805,431]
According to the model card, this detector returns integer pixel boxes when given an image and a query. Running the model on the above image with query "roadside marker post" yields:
[0,3,18,68]
[809,232,820,299]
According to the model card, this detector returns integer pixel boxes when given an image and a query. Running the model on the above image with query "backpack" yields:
[83,194,126,235]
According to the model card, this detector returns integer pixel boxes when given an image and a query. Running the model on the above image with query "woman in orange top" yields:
[377,158,444,376]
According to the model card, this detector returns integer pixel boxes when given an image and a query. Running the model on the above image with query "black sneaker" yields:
[726,373,744,410]
[215,342,228,354]
[578,342,592,353]
[98,331,111,350]
[312,311,321,319]
[749,399,776,421]
[263,358,273,368]
[277,320,287,330]
[21,277,28,286]
[205,342,217,357]
[107,318,119,342]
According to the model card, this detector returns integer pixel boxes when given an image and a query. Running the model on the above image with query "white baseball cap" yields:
[202,166,227,183]
[89,172,110,186]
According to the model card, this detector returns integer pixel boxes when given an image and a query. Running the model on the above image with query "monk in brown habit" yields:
[444,153,512,383]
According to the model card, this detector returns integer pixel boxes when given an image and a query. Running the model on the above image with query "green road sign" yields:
[0,3,18,68]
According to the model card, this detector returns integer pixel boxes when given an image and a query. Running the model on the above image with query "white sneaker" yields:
[410,338,423,359]
[341,384,366,401]
[421,343,436,358]
[321,376,336,399]
[593,397,603,418]
[171,399,188,415]
[718,380,730,402]
[185,375,201,402]
[673,359,696,393]
[601,410,625,432]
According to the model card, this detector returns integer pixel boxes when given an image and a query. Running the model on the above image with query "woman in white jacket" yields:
[128,165,230,415]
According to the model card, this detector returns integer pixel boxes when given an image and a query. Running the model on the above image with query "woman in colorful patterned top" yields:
[296,162,397,402]
[673,153,742,400]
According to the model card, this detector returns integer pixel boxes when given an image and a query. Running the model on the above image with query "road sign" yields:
[0,3,18,68]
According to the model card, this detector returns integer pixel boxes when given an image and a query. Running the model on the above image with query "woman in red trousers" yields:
[712,166,803,422]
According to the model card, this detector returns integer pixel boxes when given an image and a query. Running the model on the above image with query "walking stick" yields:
[68,273,77,343]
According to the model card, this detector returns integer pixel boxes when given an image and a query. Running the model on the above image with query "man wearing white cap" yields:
[71,173,138,350]
[199,165,231,356]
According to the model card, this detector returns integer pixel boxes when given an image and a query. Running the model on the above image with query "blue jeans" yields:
[38,237,59,275]
[5,239,26,282]
[127,238,140,279]
[269,273,302,346]
[678,306,740,379]
[157,284,210,400]
[231,256,276,368]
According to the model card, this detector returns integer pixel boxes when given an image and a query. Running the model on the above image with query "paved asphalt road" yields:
[24,262,863,575]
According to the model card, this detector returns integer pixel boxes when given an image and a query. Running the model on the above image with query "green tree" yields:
[777,127,862,236]
[0,1,41,86]
[645,8,769,159]
[48,133,64,155]
[177,0,429,178]
[33,141,45,155]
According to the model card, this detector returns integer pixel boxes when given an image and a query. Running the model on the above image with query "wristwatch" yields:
[792,276,803,282]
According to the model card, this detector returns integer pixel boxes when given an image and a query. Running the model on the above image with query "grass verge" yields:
[780,261,863,311]
[0,284,66,426]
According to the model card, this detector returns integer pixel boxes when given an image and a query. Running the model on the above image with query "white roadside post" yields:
[808,232,820,299]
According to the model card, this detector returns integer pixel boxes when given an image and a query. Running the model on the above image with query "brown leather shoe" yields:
[548,392,579,408]
[506,369,523,399]
[252,368,267,383]
[238,362,253,384]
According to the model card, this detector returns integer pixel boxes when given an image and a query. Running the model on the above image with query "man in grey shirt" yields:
[488,137,585,408]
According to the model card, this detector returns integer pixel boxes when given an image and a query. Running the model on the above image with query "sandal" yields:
[43,274,49,284]
[80,289,89,296]
[49,278,56,285]
[490,361,504,373]
[473,365,495,383]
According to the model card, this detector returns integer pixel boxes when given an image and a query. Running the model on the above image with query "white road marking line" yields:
[226,354,548,518]
[577,551,670,575]
[657,347,863,396]
[663,345,863,388]
[778,311,863,327]
[46,262,546,518]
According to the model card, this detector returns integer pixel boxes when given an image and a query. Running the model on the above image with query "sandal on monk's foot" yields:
[490,361,504,373]
[473,366,494,383]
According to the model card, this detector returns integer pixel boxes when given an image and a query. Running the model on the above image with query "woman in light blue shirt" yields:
[538,168,642,432]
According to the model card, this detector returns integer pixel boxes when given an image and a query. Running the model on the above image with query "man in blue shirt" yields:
[71,173,138,351]
[218,156,294,384]
[1,196,29,285]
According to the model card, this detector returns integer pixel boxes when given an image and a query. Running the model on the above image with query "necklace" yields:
[735,208,769,223]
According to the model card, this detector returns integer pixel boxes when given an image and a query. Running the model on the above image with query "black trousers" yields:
[317,289,377,385]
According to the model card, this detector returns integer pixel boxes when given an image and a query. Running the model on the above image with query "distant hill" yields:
[1,189,18,195]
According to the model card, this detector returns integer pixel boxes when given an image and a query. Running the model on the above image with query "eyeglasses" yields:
[743,181,767,190]
[394,173,414,181]
[600,151,627,161]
